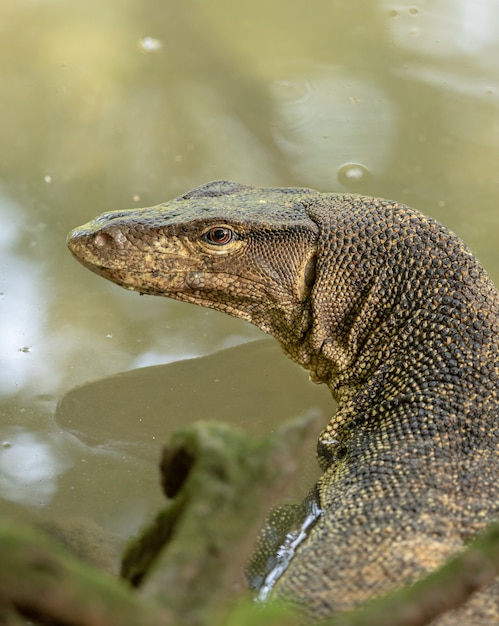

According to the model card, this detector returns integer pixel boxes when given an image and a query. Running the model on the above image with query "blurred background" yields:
[1,0,499,564]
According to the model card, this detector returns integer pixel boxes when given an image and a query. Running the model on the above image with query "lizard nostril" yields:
[94,232,114,248]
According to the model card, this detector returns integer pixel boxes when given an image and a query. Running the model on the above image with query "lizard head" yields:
[67,180,319,348]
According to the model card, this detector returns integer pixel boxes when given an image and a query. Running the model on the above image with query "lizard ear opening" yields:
[304,252,317,291]
[295,251,317,303]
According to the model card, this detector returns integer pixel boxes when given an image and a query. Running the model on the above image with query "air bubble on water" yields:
[337,163,371,186]
[139,36,163,53]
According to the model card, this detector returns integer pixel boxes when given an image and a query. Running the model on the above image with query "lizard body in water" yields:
[68,180,499,623]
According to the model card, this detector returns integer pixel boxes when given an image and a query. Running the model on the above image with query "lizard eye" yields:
[202,227,235,246]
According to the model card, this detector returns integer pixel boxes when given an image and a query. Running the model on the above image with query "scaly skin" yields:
[68,180,499,623]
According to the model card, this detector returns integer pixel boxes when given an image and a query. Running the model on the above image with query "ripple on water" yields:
[270,65,396,191]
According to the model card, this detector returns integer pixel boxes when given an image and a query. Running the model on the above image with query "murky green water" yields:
[1,0,499,563]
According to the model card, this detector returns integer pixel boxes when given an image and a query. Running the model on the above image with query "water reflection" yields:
[55,340,331,496]
[0,193,45,395]
[0,429,71,506]
[386,1,498,56]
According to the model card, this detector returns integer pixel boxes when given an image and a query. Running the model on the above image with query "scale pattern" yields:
[68,181,499,623]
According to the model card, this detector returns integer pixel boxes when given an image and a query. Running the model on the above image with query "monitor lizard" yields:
[67,180,499,623]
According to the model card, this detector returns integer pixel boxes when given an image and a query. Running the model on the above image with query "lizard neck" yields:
[293,196,499,466]
[312,284,499,469]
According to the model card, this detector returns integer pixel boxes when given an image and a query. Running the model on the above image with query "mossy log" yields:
[0,519,172,626]
[122,416,319,624]
[0,415,318,625]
